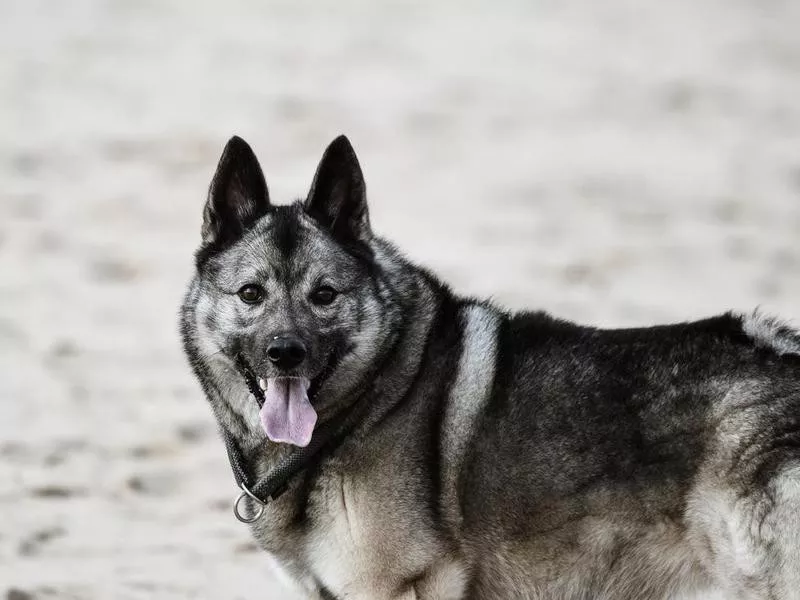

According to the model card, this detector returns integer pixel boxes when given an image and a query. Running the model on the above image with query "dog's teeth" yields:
[258,378,267,390]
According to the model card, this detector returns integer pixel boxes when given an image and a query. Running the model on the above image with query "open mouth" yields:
[235,350,341,448]
[257,376,316,447]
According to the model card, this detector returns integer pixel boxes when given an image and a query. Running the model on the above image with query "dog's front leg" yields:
[405,557,468,600]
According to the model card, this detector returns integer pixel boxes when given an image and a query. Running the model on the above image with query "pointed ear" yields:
[202,136,271,246]
[304,135,370,242]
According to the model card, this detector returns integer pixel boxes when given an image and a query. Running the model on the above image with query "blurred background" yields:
[1,0,799,598]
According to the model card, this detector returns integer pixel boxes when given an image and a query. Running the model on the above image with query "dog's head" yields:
[188,135,395,447]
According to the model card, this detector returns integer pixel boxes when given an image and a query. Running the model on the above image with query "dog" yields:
[180,134,800,599]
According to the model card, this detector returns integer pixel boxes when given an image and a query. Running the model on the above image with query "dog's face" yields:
[189,136,388,446]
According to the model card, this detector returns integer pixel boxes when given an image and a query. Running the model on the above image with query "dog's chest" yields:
[301,470,443,599]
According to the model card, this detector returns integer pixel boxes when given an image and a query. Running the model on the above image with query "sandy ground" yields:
[1,0,800,598]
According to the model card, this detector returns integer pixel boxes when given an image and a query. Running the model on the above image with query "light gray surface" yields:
[1,0,799,597]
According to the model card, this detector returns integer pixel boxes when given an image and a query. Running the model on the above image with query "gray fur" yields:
[740,309,800,357]
[181,135,800,599]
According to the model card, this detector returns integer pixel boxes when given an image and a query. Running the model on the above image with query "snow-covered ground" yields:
[1,0,799,597]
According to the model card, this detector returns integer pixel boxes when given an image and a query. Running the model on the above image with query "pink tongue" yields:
[260,377,316,447]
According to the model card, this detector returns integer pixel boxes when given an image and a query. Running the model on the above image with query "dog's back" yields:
[456,310,800,597]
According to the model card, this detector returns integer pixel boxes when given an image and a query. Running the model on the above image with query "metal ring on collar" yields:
[233,482,268,523]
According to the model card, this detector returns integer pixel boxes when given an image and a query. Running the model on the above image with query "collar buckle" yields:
[233,482,270,523]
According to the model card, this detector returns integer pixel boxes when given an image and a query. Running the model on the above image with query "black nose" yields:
[266,336,307,370]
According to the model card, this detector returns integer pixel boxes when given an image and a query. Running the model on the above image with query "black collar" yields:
[223,355,365,523]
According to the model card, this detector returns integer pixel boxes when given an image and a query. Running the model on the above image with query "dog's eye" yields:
[310,286,338,306]
[237,284,265,304]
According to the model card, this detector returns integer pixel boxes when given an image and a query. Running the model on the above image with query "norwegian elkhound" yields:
[180,135,800,599]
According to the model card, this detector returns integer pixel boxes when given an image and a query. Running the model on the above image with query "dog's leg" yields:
[689,464,800,600]
[754,465,800,600]
[410,558,468,600]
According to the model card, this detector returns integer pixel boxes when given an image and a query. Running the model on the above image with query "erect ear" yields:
[304,135,370,242]
[201,136,271,246]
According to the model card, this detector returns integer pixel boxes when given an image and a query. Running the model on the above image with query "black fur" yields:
[197,135,271,266]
